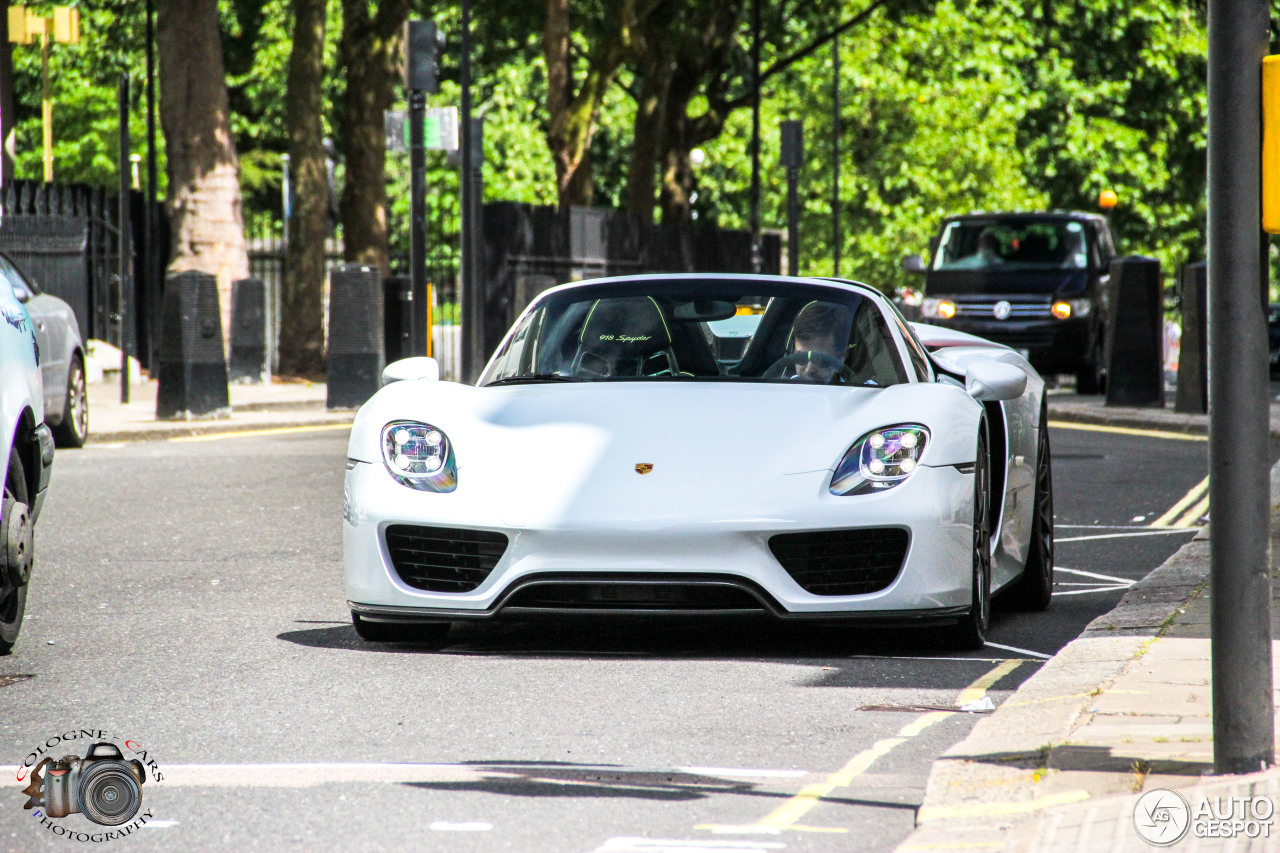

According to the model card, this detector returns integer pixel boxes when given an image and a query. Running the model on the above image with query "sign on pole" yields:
[385,107,459,153]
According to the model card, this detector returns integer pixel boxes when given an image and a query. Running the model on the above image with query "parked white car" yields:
[0,264,55,654]
[344,274,1054,650]
[0,252,88,447]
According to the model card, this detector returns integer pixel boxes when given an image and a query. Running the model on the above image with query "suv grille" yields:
[953,296,1052,319]
[769,528,909,596]
[385,525,509,593]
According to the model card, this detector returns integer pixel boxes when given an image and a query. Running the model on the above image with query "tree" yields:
[338,0,411,273]
[543,0,662,208]
[158,0,250,343]
[279,0,331,376]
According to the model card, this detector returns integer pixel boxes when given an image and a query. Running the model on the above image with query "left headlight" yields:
[830,425,930,496]
[381,421,457,492]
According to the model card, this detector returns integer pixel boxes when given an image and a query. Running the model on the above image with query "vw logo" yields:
[992,300,1012,320]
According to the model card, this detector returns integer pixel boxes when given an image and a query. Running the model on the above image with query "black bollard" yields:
[383,275,412,364]
[228,277,267,384]
[1175,262,1208,414]
[327,264,385,409]
[1104,256,1165,408]
[156,271,231,420]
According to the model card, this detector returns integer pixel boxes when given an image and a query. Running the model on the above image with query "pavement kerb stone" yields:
[895,460,1280,852]
[1046,395,1280,439]
[90,414,355,445]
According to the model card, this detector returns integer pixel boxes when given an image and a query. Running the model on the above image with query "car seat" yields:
[571,296,679,378]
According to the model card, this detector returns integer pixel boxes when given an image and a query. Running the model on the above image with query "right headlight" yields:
[830,425,930,496]
[381,421,457,492]
[921,298,955,319]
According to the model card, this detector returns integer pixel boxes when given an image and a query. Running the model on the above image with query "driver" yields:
[789,301,851,383]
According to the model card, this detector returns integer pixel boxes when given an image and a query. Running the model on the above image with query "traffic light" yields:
[406,20,443,94]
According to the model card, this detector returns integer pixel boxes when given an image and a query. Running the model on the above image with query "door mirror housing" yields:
[900,254,927,274]
[966,360,1027,402]
[381,357,440,385]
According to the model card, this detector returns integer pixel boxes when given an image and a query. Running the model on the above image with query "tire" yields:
[1005,410,1054,610]
[52,356,88,448]
[1075,334,1105,395]
[0,448,31,655]
[352,613,451,645]
[946,426,992,650]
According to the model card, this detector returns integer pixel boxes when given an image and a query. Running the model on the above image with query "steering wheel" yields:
[763,350,857,384]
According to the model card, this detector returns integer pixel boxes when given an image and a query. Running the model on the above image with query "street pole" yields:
[1207,0,1274,775]
[281,153,291,248]
[41,31,50,181]
[145,0,158,369]
[832,34,840,278]
[749,0,761,274]
[460,0,481,382]
[409,87,427,356]
[117,73,131,404]
[781,121,802,277]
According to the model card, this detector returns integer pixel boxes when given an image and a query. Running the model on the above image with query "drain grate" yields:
[0,674,34,689]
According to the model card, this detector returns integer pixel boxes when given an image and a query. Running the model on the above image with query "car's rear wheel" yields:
[1005,410,1054,610]
[1,447,32,655]
[947,426,992,650]
[52,356,88,448]
[351,613,451,645]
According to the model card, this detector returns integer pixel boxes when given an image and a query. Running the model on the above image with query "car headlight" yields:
[830,425,930,496]
[381,421,457,492]
[1051,299,1092,319]
[921,298,956,319]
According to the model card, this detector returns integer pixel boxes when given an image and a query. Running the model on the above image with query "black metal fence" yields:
[0,179,159,366]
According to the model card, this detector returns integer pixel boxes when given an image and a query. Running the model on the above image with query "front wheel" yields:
[352,613,451,646]
[1005,412,1054,610]
[52,356,88,448]
[945,426,992,650]
[1,447,32,655]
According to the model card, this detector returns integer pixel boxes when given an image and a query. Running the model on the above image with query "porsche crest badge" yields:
[635,463,654,475]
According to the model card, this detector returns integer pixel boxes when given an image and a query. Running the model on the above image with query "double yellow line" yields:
[1150,475,1209,529]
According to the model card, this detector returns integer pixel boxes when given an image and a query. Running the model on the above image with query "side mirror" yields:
[381,356,440,385]
[966,360,1027,402]
[900,254,927,274]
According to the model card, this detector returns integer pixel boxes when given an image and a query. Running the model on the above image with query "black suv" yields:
[903,211,1116,392]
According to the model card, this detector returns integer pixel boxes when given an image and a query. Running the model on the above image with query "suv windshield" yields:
[933,219,1091,271]
[481,279,907,387]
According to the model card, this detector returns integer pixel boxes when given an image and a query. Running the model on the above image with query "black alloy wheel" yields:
[947,425,992,650]
[53,356,89,448]
[1005,409,1054,610]
[0,448,31,655]
[352,612,452,646]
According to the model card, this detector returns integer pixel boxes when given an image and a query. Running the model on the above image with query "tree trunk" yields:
[158,0,249,348]
[625,59,671,221]
[279,0,329,376]
[339,0,410,273]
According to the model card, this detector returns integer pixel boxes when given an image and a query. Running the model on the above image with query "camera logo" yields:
[24,742,145,825]
[1134,787,1191,846]
[16,730,162,843]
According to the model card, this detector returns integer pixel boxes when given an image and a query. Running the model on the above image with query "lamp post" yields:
[7,6,80,182]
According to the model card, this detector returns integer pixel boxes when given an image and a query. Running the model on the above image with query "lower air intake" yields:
[385,525,508,593]
[769,528,909,595]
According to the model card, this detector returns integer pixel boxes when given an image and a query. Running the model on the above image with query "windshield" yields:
[480,279,908,387]
[933,219,1091,271]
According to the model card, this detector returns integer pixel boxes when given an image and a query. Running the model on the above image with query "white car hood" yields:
[351,379,981,496]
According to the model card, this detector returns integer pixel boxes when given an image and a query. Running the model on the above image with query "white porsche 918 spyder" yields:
[343,274,1053,649]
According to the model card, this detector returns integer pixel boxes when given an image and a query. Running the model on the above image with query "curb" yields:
[896,461,1280,852]
[88,412,354,444]
[1047,396,1280,439]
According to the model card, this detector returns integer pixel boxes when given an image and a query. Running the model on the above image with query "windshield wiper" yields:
[486,373,583,386]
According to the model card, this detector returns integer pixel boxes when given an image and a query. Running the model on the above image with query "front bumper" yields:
[344,460,976,621]
[935,316,1091,374]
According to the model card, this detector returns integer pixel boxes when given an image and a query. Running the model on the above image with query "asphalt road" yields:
[0,422,1220,852]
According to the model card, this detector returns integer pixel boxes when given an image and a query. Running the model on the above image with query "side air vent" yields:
[769,528,909,596]
[385,525,508,593]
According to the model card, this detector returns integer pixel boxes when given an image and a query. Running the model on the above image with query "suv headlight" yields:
[830,425,930,496]
[921,298,955,319]
[381,421,457,492]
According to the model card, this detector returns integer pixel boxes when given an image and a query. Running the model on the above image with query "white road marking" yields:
[844,655,1023,664]
[1052,585,1132,597]
[677,767,807,779]
[983,641,1050,660]
[1056,528,1199,543]
[1055,567,1135,585]
[430,821,493,831]
[595,840,786,852]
